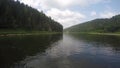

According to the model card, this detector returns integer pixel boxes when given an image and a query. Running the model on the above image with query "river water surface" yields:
[0,33,120,68]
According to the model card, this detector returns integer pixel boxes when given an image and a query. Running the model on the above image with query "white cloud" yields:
[19,0,110,10]
[46,8,86,28]
[100,11,117,18]
[20,0,39,8]
[19,0,112,28]
[91,11,97,16]
[19,0,43,11]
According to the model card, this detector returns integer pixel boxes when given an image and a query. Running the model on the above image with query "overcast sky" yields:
[19,0,120,28]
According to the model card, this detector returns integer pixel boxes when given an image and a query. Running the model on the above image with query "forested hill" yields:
[65,14,120,33]
[0,0,63,32]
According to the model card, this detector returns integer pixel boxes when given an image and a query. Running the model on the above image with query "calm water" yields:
[0,33,120,68]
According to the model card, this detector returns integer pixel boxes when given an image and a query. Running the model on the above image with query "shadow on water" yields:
[0,34,63,68]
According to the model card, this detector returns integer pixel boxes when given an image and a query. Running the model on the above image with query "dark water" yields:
[0,34,120,68]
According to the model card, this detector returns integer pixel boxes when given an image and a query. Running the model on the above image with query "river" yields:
[0,33,120,68]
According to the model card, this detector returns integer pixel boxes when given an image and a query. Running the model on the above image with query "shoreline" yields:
[64,32,120,36]
[88,32,120,36]
[0,31,62,36]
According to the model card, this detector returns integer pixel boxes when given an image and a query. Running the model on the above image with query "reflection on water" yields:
[0,34,62,68]
[0,33,120,68]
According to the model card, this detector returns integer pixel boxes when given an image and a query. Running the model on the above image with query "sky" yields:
[19,0,120,28]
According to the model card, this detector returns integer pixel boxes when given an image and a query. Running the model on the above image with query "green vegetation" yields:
[0,33,62,68]
[65,14,120,34]
[0,0,63,33]
[0,29,63,36]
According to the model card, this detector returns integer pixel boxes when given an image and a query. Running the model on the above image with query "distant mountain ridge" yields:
[0,0,63,32]
[65,14,120,33]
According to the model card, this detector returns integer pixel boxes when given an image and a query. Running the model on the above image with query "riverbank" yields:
[0,30,62,36]
[88,32,120,36]
[64,32,120,36]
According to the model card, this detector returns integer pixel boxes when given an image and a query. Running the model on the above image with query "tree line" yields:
[65,14,120,33]
[0,0,63,32]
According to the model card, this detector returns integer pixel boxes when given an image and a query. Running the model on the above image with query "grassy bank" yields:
[88,32,120,36]
[0,30,62,36]
[64,32,120,36]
